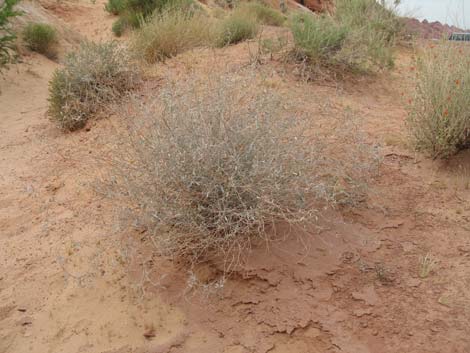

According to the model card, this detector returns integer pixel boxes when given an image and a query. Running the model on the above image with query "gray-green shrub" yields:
[108,72,379,266]
[407,43,470,158]
[48,42,138,131]
[290,0,402,72]
[290,13,346,65]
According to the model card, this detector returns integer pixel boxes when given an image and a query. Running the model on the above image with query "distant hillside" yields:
[405,17,469,39]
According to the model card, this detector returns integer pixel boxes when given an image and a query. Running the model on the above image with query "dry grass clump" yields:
[108,72,379,267]
[215,8,259,47]
[290,13,347,66]
[22,23,58,58]
[237,2,285,27]
[290,0,402,73]
[132,9,213,63]
[407,43,470,158]
[48,42,138,131]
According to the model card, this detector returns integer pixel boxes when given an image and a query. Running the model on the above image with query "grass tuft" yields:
[215,8,259,47]
[290,0,402,73]
[132,9,213,63]
[238,2,285,27]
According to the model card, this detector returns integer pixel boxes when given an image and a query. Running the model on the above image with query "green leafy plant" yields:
[23,23,58,58]
[0,0,22,70]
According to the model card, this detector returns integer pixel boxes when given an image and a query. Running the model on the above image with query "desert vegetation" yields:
[290,0,402,72]
[23,23,58,58]
[132,8,213,62]
[236,1,285,27]
[105,0,197,35]
[407,43,470,158]
[48,42,138,131]
[215,7,259,47]
[108,72,379,267]
[0,0,21,70]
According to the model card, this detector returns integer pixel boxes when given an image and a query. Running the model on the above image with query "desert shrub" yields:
[108,72,379,267]
[22,23,58,58]
[132,9,213,63]
[407,43,470,158]
[48,42,138,131]
[215,9,259,47]
[105,0,126,15]
[238,2,285,27]
[335,0,402,70]
[290,0,402,72]
[112,17,126,36]
[107,0,196,35]
[290,13,346,65]
[0,0,22,70]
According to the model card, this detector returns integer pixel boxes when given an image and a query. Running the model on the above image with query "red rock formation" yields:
[404,17,468,39]
[293,0,332,12]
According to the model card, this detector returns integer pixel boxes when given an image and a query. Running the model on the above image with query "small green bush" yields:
[407,43,470,158]
[105,0,126,15]
[106,0,196,35]
[238,2,285,27]
[48,42,138,131]
[112,17,127,36]
[290,13,346,65]
[0,0,22,70]
[132,9,213,63]
[215,9,259,47]
[290,0,402,73]
[23,23,58,58]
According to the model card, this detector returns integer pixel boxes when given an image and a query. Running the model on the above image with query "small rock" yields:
[18,316,33,326]
[143,328,156,339]
[372,330,379,336]
[353,308,372,317]
[352,286,380,306]
[361,322,368,328]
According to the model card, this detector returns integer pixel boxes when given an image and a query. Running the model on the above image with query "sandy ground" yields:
[1,1,470,353]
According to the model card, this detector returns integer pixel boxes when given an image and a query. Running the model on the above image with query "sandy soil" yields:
[1,1,470,353]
